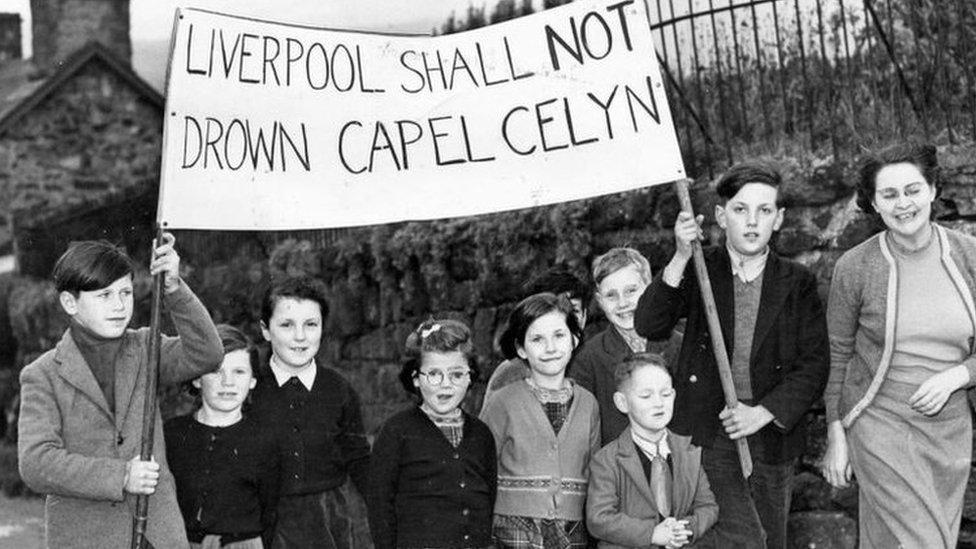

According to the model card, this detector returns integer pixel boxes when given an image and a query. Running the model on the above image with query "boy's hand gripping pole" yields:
[673,179,753,478]
[131,225,165,549]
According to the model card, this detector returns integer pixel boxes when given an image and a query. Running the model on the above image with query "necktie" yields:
[650,451,672,518]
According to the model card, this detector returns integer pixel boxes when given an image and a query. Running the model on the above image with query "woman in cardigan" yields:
[822,142,976,548]
[367,319,496,549]
[481,293,601,548]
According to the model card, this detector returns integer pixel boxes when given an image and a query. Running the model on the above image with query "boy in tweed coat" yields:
[18,235,223,548]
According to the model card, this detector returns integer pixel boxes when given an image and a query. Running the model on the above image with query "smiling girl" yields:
[368,319,496,549]
[480,293,601,548]
[165,324,281,548]
[248,276,371,549]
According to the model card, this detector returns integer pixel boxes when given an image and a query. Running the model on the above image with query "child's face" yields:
[613,365,675,436]
[715,182,784,258]
[59,274,134,339]
[413,350,471,415]
[194,349,256,414]
[595,265,647,332]
[517,310,576,378]
[261,297,322,370]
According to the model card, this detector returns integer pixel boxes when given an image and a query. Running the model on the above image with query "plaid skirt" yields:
[492,515,587,549]
[271,480,373,549]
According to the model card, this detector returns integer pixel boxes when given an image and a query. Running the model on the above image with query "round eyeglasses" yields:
[416,369,471,386]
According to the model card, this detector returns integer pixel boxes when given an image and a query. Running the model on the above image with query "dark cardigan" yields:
[367,406,496,549]
[164,414,280,545]
[635,247,829,463]
[249,364,370,496]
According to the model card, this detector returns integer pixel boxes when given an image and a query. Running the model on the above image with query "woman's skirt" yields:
[847,378,972,549]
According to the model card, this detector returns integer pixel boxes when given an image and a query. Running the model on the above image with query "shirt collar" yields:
[270,355,317,390]
[631,429,670,460]
[727,243,769,283]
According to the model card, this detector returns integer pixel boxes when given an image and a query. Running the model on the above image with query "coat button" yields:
[689,375,698,383]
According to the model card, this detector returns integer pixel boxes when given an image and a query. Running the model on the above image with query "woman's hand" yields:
[909,365,970,416]
[822,421,852,488]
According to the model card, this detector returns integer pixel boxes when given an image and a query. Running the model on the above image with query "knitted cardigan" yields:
[479,380,601,521]
[825,224,976,426]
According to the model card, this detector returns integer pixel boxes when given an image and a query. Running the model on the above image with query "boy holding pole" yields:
[18,235,223,548]
[635,164,829,548]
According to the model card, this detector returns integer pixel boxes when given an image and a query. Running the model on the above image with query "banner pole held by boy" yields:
[673,178,753,478]
[131,224,165,549]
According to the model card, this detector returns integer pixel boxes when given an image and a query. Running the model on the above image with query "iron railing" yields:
[646,0,976,178]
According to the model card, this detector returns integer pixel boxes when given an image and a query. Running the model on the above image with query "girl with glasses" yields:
[480,293,601,548]
[368,319,497,549]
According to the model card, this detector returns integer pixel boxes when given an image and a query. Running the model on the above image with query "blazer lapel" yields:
[113,334,142,431]
[667,432,696,515]
[616,429,658,510]
[751,254,792,359]
[708,249,735,358]
[55,331,113,420]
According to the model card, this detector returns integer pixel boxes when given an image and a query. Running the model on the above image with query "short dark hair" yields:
[261,276,330,325]
[523,266,591,305]
[715,161,784,206]
[499,292,582,360]
[399,318,479,396]
[613,352,670,391]
[187,323,257,398]
[52,240,135,293]
[856,142,940,215]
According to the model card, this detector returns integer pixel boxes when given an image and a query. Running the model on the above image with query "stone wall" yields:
[0,55,163,256]
[29,0,130,70]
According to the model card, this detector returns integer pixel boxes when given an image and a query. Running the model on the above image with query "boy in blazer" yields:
[18,236,224,549]
[634,162,829,549]
[587,353,717,548]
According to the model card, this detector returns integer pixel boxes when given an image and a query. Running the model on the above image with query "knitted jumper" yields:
[479,380,600,521]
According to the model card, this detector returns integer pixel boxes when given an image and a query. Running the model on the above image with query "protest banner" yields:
[157,0,685,230]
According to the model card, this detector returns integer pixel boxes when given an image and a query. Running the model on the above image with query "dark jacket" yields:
[368,406,496,549]
[634,247,829,463]
[571,327,681,446]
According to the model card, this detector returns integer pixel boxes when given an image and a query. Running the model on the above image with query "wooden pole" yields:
[673,179,753,478]
[131,225,165,549]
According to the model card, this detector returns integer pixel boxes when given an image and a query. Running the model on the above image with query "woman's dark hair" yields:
[261,275,330,324]
[856,142,940,215]
[187,324,257,398]
[399,318,479,396]
[715,160,785,206]
[52,240,135,293]
[499,292,582,360]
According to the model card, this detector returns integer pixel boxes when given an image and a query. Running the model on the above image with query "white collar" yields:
[727,243,769,283]
[270,355,317,390]
[631,430,671,460]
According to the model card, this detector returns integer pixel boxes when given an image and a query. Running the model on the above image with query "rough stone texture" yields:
[30,0,130,71]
